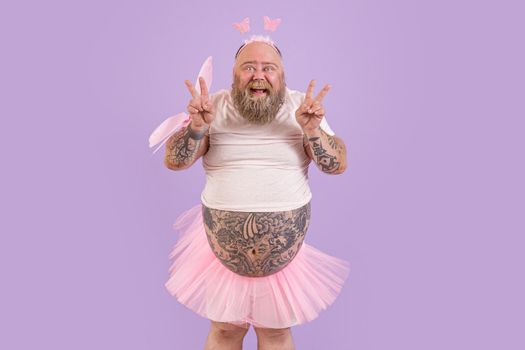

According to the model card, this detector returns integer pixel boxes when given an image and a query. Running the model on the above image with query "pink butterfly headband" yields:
[232,16,283,58]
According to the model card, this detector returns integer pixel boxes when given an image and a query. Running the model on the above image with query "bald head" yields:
[234,41,283,71]
[235,39,282,59]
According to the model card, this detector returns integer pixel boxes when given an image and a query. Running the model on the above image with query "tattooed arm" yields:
[164,123,209,170]
[303,127,347,174]
[165,77,215,171]
[295,80,347,174]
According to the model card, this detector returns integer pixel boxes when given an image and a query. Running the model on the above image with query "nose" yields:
[252,69,266,80]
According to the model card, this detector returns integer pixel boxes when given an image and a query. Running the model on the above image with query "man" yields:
[164,38,349,350]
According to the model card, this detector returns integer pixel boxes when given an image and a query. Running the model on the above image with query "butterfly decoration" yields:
[232,17,250,34]
[148,56,213,154]
[263,16,281,32]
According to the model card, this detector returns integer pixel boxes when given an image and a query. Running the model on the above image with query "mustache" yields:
[246,81,273,90]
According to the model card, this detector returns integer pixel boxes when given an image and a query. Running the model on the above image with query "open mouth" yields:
[250,88,267,96]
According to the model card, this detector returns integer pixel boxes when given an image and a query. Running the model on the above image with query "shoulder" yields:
[285,88,305,106]
[210,89,231,105]
[208,89,239,130]
[210,89,231,107]
[210,89,235,121]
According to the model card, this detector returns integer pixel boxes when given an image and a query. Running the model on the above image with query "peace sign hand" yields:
[185,77,216,132]
[295,80,331,133]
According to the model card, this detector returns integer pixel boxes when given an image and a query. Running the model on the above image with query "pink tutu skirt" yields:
[165,204,350,329]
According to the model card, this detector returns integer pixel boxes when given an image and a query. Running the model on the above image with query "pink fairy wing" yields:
[148,56,214,154]
[148,112,190,154]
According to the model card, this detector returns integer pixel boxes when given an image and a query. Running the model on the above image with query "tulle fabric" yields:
[165,204,350,329]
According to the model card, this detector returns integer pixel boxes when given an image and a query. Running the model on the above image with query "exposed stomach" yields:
[202,202,311,277]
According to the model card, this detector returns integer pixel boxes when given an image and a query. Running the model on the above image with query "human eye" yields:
[244,65,255,72]
[263,66,275,72]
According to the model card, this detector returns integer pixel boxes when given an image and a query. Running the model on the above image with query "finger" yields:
[185,80,199,99]
[205,103,215,115]
[202,101,213,112]
[199,77,209,103]
[311,103,323,114]
[189,101,204,112]
[298,103,310,115]
[188,105,200,115]
[314,84,331,103]
[314,108,325,117]
[307,101,321,114]
[305,80,315,103]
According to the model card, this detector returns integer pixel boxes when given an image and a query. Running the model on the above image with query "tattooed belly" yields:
[202,202,311,277]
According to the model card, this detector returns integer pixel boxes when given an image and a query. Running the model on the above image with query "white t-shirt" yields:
[200,88,335,212]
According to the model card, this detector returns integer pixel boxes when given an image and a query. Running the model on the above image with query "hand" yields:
[295,80,331,133]
[185,77,215,132]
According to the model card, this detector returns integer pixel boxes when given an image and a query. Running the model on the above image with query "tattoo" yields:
[326,134,344,153]
[165,126,202,167]
[202,203,311,277]
[308,136,341,173]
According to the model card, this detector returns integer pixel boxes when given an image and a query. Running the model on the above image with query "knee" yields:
[210,321,249,340]
[254,326,292,340]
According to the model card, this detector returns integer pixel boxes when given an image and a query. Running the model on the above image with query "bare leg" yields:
[204,321,250,350]
[254,326,295,350]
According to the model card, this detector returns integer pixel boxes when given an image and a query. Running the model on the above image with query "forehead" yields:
[235,42,282,67]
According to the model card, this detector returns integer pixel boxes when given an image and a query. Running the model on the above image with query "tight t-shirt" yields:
[200,88,335,212]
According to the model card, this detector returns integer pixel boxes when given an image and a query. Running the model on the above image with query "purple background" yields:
[2,0,524,349]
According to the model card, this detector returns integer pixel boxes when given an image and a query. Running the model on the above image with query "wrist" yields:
[187,122,209,140]
[303,126,322,139]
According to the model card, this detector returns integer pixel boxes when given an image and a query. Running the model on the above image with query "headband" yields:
[232,17,283,58]
[234,35,282,58]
